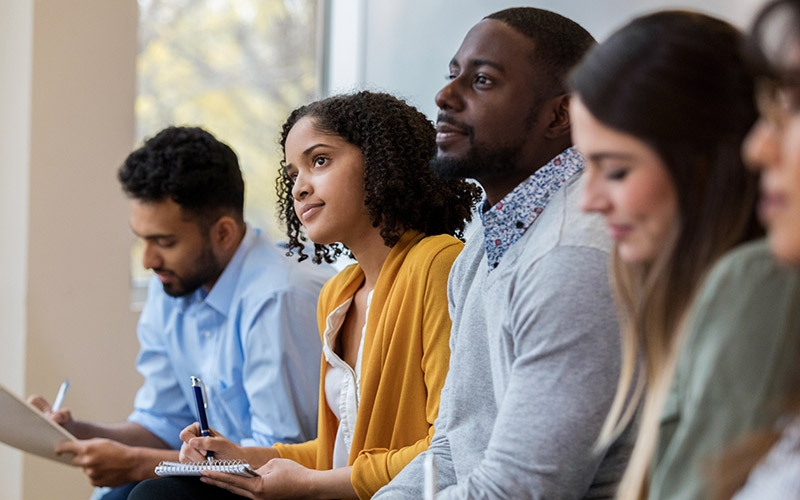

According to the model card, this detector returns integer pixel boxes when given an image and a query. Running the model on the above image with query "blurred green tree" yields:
[136,0,321,238]
[130,0,321,297]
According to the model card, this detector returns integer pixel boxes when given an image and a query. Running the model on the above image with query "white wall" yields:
[330,0,767,118]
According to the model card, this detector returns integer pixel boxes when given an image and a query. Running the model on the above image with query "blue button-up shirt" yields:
[128,226,334,449]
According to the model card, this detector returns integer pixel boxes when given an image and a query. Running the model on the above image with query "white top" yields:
[322,291,373,467]
[733,415,800,499]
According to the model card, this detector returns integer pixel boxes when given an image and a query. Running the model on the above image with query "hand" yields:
[201,458,314,499]
[55,438,142,487]
[179,423,241,463]
[27,395,74,429]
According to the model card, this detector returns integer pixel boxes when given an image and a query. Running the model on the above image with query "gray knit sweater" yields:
[374,173,634,499]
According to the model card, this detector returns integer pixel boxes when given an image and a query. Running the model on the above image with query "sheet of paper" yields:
[0,383,77,464]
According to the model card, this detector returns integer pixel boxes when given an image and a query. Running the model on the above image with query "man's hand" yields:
[55,438,149,487]
[27,395,75,431]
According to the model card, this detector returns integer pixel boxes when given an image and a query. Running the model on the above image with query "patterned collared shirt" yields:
[480,146,584,272]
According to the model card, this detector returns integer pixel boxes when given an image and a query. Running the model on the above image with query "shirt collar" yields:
[202,224,260,316]
[480,147,584,271]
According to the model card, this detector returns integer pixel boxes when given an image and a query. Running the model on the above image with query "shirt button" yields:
[204,331,212,338]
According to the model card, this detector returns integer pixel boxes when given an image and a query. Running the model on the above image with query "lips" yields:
[155,271,175,283]
[436,122,467,135]
[299,202,324,221]
[606,223,633,241]
[758,190,787,224]
[436,120,469,149]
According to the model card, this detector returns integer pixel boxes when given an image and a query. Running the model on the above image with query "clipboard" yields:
[0,383,77,464]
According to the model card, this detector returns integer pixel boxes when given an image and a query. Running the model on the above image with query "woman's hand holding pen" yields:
[179,423,235,462]
[179,422,280,468]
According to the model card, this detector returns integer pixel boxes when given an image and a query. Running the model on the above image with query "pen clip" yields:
[190,376,208,409]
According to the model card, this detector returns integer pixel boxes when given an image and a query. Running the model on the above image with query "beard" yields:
[430,139,527,181]
[157,241,223,298]
[431,102,541,181]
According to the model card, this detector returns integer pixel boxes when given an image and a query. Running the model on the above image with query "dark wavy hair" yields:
[118,126,244,228]
[570,11,762,499]
[277,91,482,263]
[486,7,595,92]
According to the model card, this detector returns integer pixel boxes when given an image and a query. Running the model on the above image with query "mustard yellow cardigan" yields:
[273,230,459,499]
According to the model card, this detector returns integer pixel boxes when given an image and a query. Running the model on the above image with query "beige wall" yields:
[0,1,33,499]
[1,1,141,499]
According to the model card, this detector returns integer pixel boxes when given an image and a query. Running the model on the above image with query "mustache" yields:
[436,113,474,137]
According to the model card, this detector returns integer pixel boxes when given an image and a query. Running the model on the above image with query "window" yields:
[131,0,324,307]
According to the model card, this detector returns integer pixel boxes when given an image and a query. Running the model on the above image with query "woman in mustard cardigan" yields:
[129,91,481,500]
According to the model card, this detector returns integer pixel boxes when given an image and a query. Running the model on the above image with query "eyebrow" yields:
[129,226,175,241]
[586,152,638,163]
[450,58,506,73]
[283,143,331,174]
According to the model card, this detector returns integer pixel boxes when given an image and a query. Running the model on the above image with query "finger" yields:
[55,439,81,455]
[180,445,207,463]
[27,395,51,412]
[50,409,72,425]
[179,422,201,441]
[200,473,257,499]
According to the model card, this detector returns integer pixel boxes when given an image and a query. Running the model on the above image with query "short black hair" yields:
[486,7,595,92]
[277,91,483,264]
[118,126,244,227]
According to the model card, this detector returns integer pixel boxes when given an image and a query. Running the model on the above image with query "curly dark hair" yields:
[118,126,244,228]
[277,91,483,263]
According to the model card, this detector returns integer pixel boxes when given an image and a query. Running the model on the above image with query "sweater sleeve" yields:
[273,438,320,469]
[350,242,459,499]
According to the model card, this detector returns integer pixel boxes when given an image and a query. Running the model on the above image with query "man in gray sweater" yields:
[374,8,634,499]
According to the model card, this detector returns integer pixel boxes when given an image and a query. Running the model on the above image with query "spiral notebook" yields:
[155,459,258,477]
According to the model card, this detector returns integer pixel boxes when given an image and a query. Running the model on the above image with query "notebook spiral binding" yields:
[155,459,258,477]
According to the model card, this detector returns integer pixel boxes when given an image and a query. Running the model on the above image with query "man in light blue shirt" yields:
[32,126,332,500]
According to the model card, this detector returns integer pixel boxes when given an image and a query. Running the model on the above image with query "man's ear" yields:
[210,215,241,254]
[544,94,572,140]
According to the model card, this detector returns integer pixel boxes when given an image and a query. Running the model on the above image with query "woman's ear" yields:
[544,94,572,140]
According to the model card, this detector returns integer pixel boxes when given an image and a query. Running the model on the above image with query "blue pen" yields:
[190,376,214,462]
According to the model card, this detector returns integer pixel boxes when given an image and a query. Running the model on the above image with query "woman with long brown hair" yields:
[569,11,762,499]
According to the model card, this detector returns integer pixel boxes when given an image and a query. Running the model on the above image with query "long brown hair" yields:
[569,11,762,499]
[710,1,800,497]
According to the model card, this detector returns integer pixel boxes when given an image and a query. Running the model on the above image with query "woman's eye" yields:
[606,169,629,181]
[313,156,328,167]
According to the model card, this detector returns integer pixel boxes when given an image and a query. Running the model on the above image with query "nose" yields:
[435,77,464,112]
[579,170,611,215]
[291,171,310,201]
[141,242,162,270]
[742,119,780,173]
